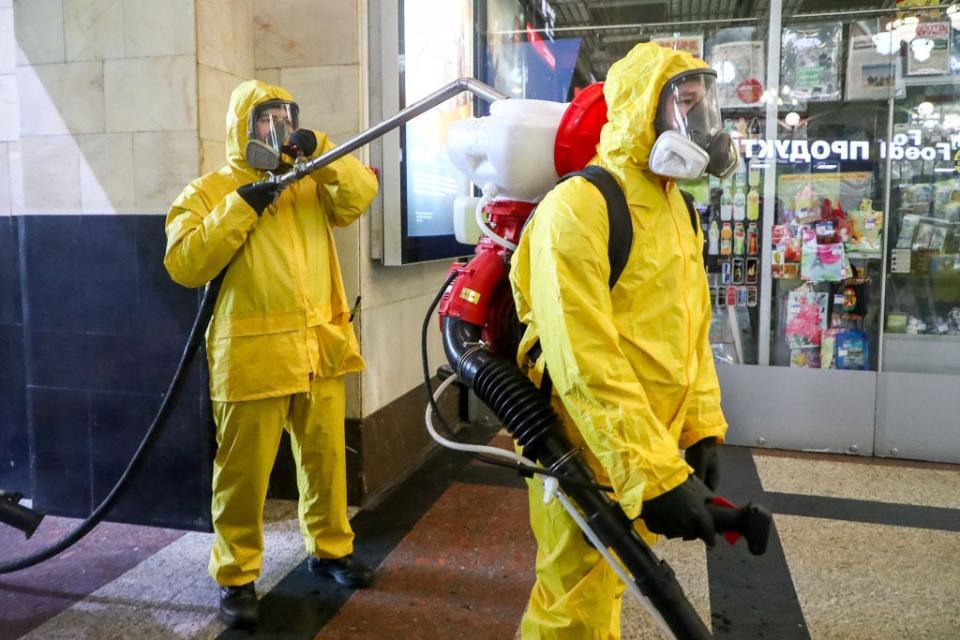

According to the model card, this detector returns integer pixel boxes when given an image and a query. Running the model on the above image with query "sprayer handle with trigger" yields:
[706,496,771,556]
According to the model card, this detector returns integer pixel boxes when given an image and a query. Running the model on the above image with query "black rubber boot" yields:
[308,555,375,589]
[218,582,258,629]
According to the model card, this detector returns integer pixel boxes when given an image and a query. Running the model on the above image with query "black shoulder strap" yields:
[679,189,700,236]
[558,165,633,289]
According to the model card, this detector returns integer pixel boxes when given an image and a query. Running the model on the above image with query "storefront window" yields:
[767,15,898,372]
[883,6,960,375]
[477,0,960,373]
[470,0,960,460]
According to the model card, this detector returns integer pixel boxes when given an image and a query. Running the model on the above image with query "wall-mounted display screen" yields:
[395,0,476,263]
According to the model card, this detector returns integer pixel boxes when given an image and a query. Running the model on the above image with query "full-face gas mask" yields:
[246,100,300,171]
[649,70,738,180]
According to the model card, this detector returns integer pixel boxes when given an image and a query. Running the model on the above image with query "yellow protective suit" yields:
[163,80,378,586]
[509,43,728,638]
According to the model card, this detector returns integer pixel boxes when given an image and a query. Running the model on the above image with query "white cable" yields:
[425,374,533,465]
[425,374,679,639]
[555,491,677,640]
[475,184,518,252]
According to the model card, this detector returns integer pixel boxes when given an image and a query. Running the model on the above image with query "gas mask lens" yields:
[654,70,737,179]
[246,100,300,171]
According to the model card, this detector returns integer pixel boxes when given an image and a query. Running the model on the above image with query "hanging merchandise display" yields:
[845,25,904,101]
[781,22,842,103]
[785,286,828,352]
[846,199,884,257]
[801,226,846,283]
[835,331,870,370]
[768,162,880,368]
[708,27,765,109]
[771,224,801,279]
[906,22,950,76]
[702,130,764,365]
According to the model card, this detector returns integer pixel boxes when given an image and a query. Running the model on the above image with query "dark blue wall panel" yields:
[8,215,213,530]
[0,216,28,493]
[28,387,91,518]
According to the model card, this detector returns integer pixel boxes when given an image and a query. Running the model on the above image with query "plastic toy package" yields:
[771,223,801,279]
[820,327,840,369]
[896,214,921,249]
[785,288,828,349]
[845,199,883,257]
[835,331,869,370]
[790,347,821,368]
[781,22,842,103]
[800,226,846,282]
[709,27,765,108]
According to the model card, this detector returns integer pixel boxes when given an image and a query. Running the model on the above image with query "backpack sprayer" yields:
[420,85,772,639]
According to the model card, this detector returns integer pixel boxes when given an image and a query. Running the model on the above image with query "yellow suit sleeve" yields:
[163,187,259,289]
[526,186,691,519]
[307,131,379,227]
[679,276,728,449]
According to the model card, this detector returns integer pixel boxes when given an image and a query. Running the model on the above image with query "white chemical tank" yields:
[445,98,568,203]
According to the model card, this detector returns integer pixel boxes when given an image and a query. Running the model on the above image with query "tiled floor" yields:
[2,431,959,639]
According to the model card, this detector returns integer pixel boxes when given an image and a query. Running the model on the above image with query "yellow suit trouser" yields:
[208,375,354,586]
[520,476,627,640]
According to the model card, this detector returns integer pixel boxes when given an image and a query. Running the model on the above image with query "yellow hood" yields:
[225,79,297,178]
[598,42,709,171]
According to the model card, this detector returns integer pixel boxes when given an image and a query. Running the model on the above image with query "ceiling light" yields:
[872,31,901,55]
[898,16,919,43]
[948,4,960,30]
[912,37,934,62]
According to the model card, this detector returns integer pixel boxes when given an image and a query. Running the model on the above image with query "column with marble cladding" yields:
[197,0,254,174]
[9,0,200,216]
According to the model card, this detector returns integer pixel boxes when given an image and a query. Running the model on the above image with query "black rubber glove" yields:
[685,436,720,491]
[641,475,716,546]
[236,181,282,216]
[284,128,318,158]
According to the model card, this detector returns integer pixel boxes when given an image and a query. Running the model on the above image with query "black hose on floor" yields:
[0,273,224,574]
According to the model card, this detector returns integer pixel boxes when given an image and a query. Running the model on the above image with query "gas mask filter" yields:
[650,70,738,180]
[246,100,300,171]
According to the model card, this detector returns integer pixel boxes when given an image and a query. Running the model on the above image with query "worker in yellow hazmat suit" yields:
[164,80,378,629]
[509,42,739,638]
